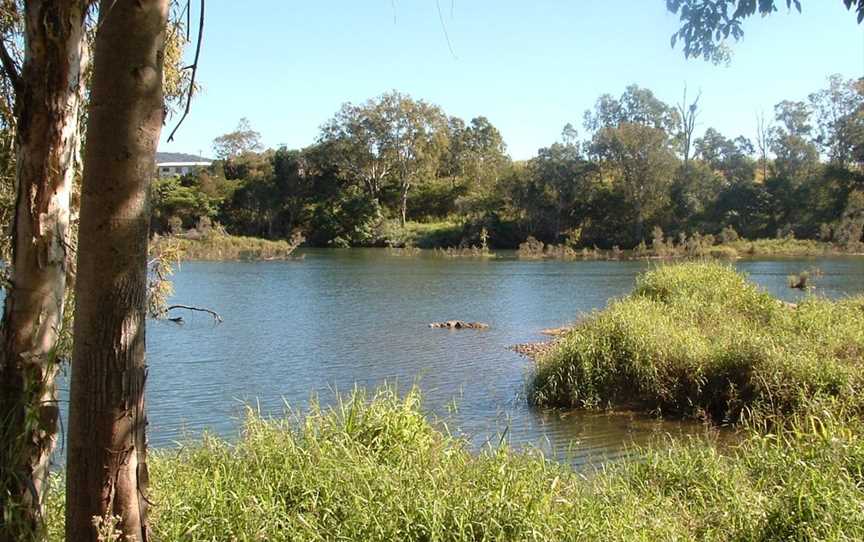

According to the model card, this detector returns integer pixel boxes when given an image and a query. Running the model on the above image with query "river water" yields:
[75,251,864,466]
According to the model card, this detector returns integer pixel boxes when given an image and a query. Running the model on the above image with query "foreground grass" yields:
[530,262,864,423]
[46,388,864,541]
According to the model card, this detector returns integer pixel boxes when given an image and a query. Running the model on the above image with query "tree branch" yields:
[167,0,204,142]
[0,40,21,94]
[166,304,223,323]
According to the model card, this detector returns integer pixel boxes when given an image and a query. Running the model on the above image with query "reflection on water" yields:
[60,250,864,466]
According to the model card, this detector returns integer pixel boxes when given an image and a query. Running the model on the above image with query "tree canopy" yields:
[667,0,864,61]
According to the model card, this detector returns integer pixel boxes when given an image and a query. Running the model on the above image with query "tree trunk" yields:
[400,181,410,227]
[65,2,167,541]
[0,2,86,540]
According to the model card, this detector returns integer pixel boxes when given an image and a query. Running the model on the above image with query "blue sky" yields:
[159,1,864,160]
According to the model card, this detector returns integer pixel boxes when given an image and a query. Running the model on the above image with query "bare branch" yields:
[0,40,21,94]
[166,0,204,142]
[435,0,457,60]
[166,304,223,323]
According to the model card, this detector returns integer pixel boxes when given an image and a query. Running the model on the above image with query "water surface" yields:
[104,251,864,465]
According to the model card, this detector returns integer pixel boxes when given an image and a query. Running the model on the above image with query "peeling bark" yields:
[65,1,168,541]
[0,2,87,540]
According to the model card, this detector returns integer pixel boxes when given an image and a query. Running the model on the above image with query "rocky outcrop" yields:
[429,320,490,330]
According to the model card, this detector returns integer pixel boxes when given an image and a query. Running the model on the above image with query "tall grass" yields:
[530,262,864,424]
[46,388,864,541]
[153,230,304,261]
[726,238,836,257]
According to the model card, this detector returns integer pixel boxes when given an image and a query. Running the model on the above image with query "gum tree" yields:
[0,3,89,539]
[65,1,170,539]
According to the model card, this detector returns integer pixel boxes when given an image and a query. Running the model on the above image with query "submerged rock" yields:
[539,326,574,336]
[429,320,490,330]
[509,339,561,361]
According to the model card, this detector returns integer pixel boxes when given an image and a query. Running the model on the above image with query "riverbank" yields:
[397,221,857,258]
[152,231,304,261]
[46,387,864,541]
[154,222,858,261]
[529,262,864,424]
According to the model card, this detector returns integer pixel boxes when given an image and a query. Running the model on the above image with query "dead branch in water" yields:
[166,304,223,324]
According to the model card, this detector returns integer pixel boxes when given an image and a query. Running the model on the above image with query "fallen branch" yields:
[166,304,223,324]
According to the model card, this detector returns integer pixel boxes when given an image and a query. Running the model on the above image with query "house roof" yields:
[156,152,212,164]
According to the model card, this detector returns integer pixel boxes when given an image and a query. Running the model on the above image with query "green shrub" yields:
[530,262,864,423]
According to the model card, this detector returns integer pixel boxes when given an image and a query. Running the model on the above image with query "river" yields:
[65,250,864,466]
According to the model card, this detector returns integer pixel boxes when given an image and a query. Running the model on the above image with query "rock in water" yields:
[429,320,490,330]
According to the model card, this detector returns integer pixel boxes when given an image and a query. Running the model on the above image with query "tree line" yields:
[159,76,864,251]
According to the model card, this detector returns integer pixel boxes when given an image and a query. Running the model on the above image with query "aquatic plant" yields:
[788,268,823,290]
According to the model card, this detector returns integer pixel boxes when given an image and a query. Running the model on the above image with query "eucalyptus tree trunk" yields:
[65,1,167,540]
[400,180,410,227]
[0,2,87,540]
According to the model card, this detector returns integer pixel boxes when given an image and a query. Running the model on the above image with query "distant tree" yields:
[671,160,725,228]
[770,100,821,183]
[151,175,221,233]
[808,74,864,166]
[711,180,774,237]
[445,115,509,207]
[527,141,595,241]
[586,86,680,242]
[667,0,864,62]
[584,85,678,133]
[694,128,756,184]
[223,148,310,238]
[212,117,263,160]
[319,91,450,226]
[590,123,679,242]
[561,123,579,146]
[755,111,773,181]
[676,86,701,166]
[301,142,382,246]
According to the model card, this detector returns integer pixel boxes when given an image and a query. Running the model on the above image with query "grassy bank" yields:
[724,238,841,257]
[516,236,847,261]
[46,388,864,541]
[530,262,864,423]
[403,220,465,248]
[153,231,303,261]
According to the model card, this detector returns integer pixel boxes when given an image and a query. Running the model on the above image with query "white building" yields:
[156,152,212,178]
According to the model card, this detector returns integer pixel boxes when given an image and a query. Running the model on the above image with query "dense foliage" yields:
[530,262,864,424]
[154,77,864,251]
[46,387,864,541]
